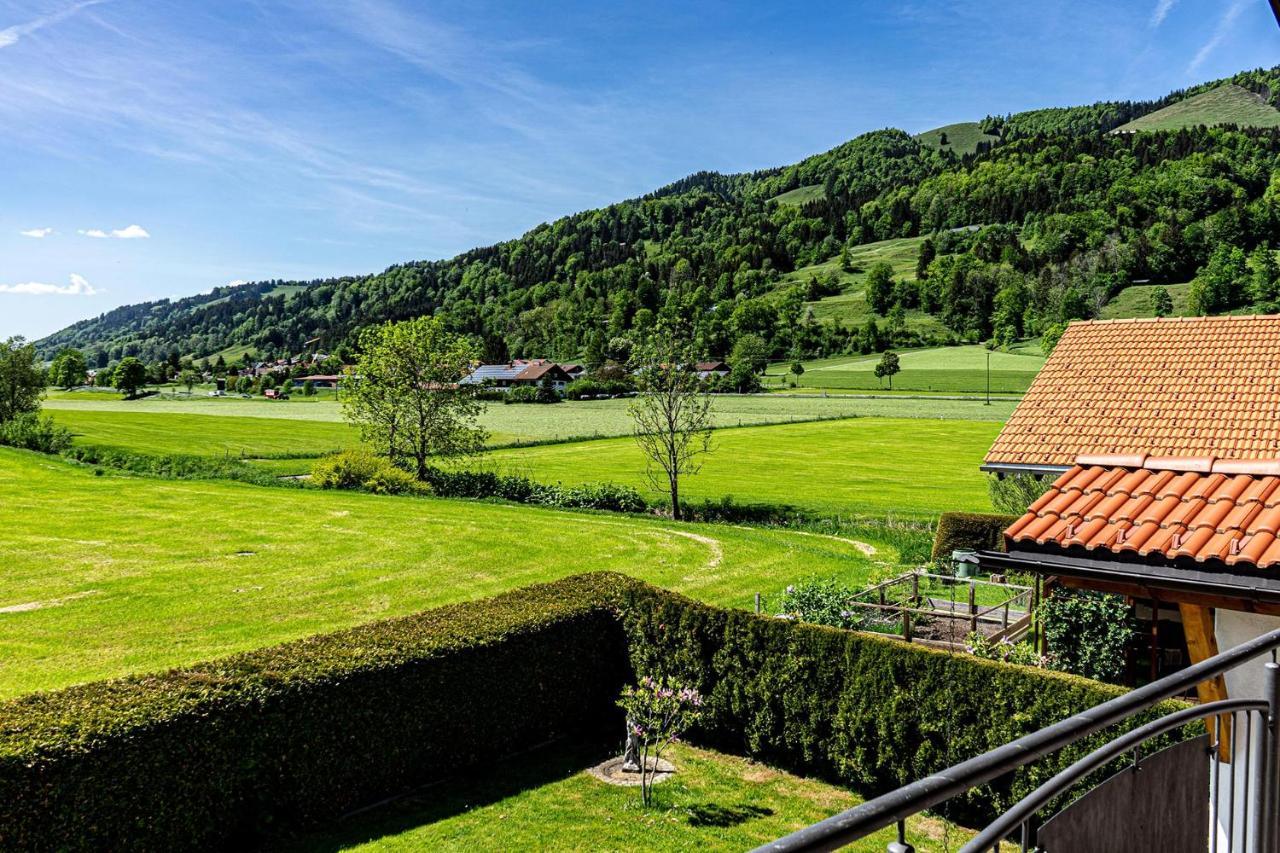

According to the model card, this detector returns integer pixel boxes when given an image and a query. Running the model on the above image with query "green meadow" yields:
[767,343,1044,394]
[483,417,998,519]
[0,448,891,699]
[914,121,1000,156]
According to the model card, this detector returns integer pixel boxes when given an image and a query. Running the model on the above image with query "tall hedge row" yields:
[0,575,628,851]
[930,511,1019,563]
[1,573,1188,848]
[616,582,1188,826]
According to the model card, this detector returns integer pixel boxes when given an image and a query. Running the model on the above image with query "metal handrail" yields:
[755,626,1280,853]
[962,697,1268,852]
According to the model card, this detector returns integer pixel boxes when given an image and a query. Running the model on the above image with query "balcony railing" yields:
[755,626,1280,853]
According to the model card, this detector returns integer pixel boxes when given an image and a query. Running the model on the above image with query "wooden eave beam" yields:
[1178,602,1232,762]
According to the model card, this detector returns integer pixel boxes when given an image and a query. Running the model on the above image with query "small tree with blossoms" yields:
[616,676,703,806]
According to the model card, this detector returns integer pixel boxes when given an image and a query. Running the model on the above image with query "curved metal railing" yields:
[755,626,1280,853]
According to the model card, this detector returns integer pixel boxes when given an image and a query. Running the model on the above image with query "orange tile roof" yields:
[986,315,1280,468]
[1005,454,1280,569]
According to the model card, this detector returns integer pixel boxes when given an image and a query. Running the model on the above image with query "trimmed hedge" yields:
[0,573,1190,847]
[930,511,1018,563]
[616,581,1190,826]
[0,575,628,851]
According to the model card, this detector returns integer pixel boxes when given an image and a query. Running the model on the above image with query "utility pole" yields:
[985,350,991,406]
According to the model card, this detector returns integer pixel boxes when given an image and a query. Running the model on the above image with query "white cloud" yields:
[0,1,106,50]
[111,223,149,239]
[1187,0,1247,75]
[1150,0,1175,27]
[19,227,53,238]
[77,224,149,239]
[0,273,97,296]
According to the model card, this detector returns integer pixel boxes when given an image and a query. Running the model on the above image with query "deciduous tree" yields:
[0,337,43,423]
[343,316,486,479]
[49,348,87,390]
[113,357,148,399]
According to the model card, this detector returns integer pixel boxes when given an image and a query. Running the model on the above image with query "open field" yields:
[484,417,998,519]
[915,121,1000,156]
[1098,283,1192,319]
[771,184,824,205]
[768,343,1044,394]
[303,741,963,852]
[1114,84,1280,133]
[43,391,1015,464]
[0,448,892,699]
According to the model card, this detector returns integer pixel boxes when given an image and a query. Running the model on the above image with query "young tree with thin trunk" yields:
[343,316,486,479]
[629,326,713,521]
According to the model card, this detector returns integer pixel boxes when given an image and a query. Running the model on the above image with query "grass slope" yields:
[768,343,1044,394]
[0,448,884,698]
[1114,84,1280,132]
[1098,283,1192,319]
[483,417,998,519]
[305,742,963,852]
[915,121,999,156]
[771,184,825,205]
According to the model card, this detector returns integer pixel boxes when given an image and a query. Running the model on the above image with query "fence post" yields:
[912,573,920,604]
[902,606,912,643]
[968,582,978,636]
[755,592,761,615]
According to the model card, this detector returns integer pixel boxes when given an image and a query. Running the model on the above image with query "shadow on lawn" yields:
[685,802,774,827]
[273,735,614,853]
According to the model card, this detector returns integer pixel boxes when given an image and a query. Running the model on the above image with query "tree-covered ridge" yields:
[37,66,1280,374]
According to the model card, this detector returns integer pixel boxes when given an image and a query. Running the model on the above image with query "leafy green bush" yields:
[777,578,864,629]
[1040,589,1134,683]
[0,575,628,850]
[966,632,1054,668]
[563,378,635,400]
[503,385,540,403]
[987,472,1051,515]
[62,445,293,488]
[311,449,425,495]
[0,413,72,454]
[930,511,1018,563]
[422,466,642,512]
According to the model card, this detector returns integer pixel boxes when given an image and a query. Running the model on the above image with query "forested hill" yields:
[39,66,1280,370]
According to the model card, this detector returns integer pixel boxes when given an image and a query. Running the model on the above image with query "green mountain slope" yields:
[1114,84,1280,133]
[915,122,999,156]
[37,66,1280,375]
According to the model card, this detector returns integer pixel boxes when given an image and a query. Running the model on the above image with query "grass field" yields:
[1098,283,1192,319]
[1114,84,1280,133]
[915,121,1000,156]
[302,741,963,852]
[43,391,1015,464]
[767,343,1044,394]
[771,184,824,205]
[0,448,896,699]
[484,417,997,519]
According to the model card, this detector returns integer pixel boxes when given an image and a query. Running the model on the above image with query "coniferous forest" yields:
[38,66,1280,369]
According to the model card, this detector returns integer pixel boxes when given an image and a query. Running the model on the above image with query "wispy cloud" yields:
[19,227,54,238]
[1150,0,1175,27]
[0,0,107,50]
[1187,0,1246,74]
[77,224,149,239]
[0,273,97,296]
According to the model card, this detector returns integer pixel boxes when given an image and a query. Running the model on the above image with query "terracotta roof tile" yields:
[987,316,1280,467]
[1005,457,1280,569]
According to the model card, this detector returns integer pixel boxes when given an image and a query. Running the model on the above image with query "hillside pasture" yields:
[915,121,1000,156]
[771,183,825,205]
[768,344,1043,394]
[0,448,887,699]
[1098,283,1192,319]
[1113,84,1280,133]
[482,417,998,519]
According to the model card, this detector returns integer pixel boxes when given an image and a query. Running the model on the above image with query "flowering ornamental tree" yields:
[616,676,704,806]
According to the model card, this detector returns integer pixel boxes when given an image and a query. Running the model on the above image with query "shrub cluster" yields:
[311,449,425,496]
[930,511,1018,563]
[563,378,635,400]
[63,446,294,488]
[0,413,72,454]
[0,575,628,850]
[422,466,646,513]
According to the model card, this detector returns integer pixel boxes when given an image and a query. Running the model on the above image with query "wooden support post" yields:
[968,582,978,635]
[1179,602,1232,762]
[902,606,911,643]
[911,573,919,604]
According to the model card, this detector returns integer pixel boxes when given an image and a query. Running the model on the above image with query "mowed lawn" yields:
[44,392,1013,462]
[304,742,965,852]
[484,418,998,518]
[0,449,883,699]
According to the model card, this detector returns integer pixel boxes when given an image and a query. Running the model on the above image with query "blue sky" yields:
[1,0,1276,340]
